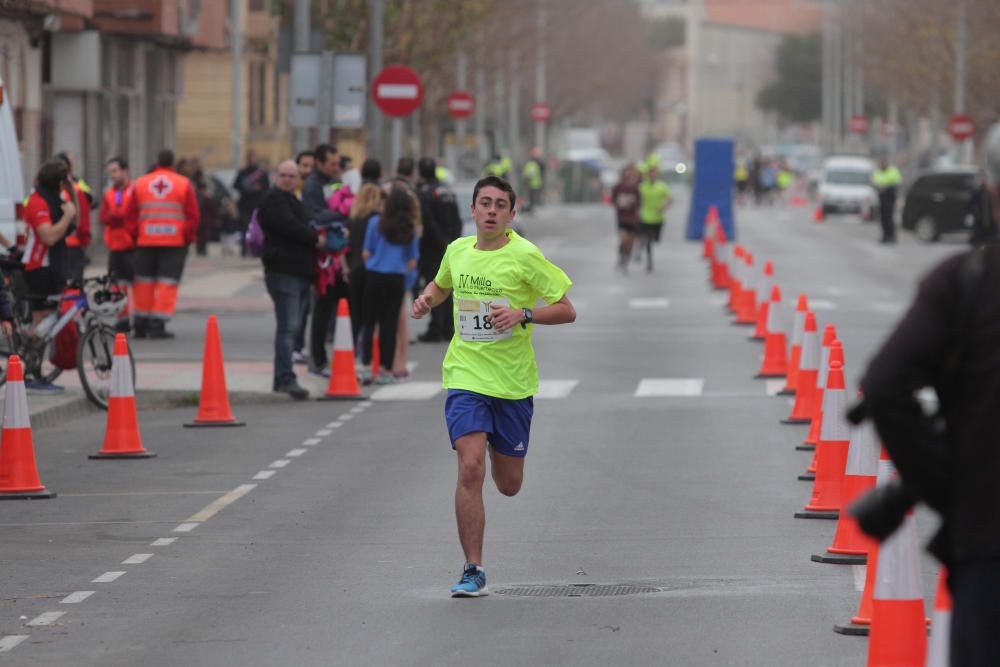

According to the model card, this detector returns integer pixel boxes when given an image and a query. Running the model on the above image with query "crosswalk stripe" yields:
[635,378,705,397]
[629,297,670,309]
[535,380,579,399]
[810,299,837,311]
[370,381,442,401]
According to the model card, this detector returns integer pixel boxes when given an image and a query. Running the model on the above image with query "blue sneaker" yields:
[24,379,65,394]
[450,564,488,597]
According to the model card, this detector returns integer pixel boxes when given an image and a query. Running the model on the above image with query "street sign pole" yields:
[391,118,402,171]
[293,0,310,152]
[318,50,334,143]
[454,51,468,178]
[535,0,547,153]
[368,0,384,162]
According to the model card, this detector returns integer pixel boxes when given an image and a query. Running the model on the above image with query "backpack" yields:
[50,288,81,370]
[245,208,265,257]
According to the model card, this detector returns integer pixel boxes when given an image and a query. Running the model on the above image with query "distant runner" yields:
[412,176,576,597]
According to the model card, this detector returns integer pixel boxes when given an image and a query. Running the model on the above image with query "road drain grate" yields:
[494,584,662,598]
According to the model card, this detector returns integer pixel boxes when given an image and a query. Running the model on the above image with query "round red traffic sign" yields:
[848,114,869,135]
[948,114,975,142]
[447,91,475,119]
[372,65,424,118]
[531,102,551,123]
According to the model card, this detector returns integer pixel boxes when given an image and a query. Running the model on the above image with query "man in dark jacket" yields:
[300,143,342,224]
[415,157,463,342]
[859,122,1000,666]
[258,160,324,399]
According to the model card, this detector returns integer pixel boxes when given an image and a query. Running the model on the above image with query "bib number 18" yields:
[458,298,512,342]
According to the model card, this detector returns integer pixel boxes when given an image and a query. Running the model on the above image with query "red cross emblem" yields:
[150,175,173,198]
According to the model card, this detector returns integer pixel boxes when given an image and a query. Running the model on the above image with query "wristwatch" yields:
[520,307,533,329]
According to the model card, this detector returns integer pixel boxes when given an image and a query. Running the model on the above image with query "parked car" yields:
[901,168,980,242]
[818,156,876,217]
[0,76,25,249]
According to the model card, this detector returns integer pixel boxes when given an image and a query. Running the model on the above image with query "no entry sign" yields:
[531,102,551,123]
[372,65,423,118]
[447,91,475,119]
[948,114,975,142]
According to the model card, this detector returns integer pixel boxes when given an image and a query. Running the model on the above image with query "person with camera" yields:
[855,122,1000,666]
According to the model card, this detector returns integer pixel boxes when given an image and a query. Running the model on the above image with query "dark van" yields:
[902,169,980,242]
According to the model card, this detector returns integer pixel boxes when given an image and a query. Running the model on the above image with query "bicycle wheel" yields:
[78,324,135,410]
[20,335,63,385]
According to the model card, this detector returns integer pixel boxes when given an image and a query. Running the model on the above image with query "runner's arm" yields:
[489,294,576,332]
[412,280,452,319]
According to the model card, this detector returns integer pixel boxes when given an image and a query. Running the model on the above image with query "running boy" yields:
[412,176,575,597]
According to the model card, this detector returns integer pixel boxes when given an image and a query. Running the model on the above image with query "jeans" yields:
[265,272,311,388]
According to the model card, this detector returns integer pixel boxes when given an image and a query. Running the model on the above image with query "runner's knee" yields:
[458,456,485,488]
[496,478,521,497]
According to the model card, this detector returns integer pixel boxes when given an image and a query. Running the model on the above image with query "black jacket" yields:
[861,243,1000,563]
[257,187,318,280]
[300,169,341,225]
[417,179,463,278]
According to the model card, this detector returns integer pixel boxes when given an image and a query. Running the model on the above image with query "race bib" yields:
[457,298,512,342]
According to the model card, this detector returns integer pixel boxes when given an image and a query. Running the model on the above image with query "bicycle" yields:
[0,267,135,410]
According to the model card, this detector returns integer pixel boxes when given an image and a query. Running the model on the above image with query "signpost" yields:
[290,52,367,131]
[531,102,551,123]
[848,114,869,135]
[372,65,424,167]
[447,91,475,119]
[948,113,975,142]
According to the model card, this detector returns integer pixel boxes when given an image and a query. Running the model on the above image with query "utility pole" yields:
[317,50,334,145]
[830,13,842,153]
[455,50,468,176]
[293,0,310,153]
[954,0,967,163]
[821,3,831,153]
[508,48,520,167]
[230,0,243,169]
[534,0,547,153]
[475,38,486,163]
[368,0,384,161]
[494,56,505,154]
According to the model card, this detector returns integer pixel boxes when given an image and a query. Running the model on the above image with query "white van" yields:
[0,76,25,248]
[818,156,877,217]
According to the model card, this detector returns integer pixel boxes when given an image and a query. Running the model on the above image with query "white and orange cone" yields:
[91,334,155,459]
[782,310,820,425]
[778,294,808,391]
[754,285,788,378]
[320,298,364,401]
[926,568,951,667]
[0,356,56,498]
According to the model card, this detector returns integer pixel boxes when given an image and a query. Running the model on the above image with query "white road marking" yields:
[870,301,903,313]
[151,538,176,547]
[535,380,579,399]
[629,297,670,309]
[325,422,340,428]
[92,571,126,583]
[635,378,705,397]
[329,422,343,428]
[0,636,29,652]
[810,299,838,311]
[339,414,354,421]
[269,460,290,469]
[25,611,65,626]
[360,401,373,407]
[60,591,95,604]
[316,429,333,436]
[370,381,442,401]
[253,470,276,480]
[185,484,256,523]
[122,553,153,565]
[764,379,786,396]
[303,438,321,446]
[350,406,365,413]
[852,565,867,592]
[173,522,200,533]
[286,448,307,457]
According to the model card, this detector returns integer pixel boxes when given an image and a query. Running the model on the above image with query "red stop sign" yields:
[948,114,975,142]
[531,102,551,123]
[371,65,424,118]
[848,114,869,135]
[447,91,475,119]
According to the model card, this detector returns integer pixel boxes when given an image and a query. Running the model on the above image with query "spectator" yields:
[360,185,419,384]
[257,160,324,400]
[295,150,314,185]
[233,149,270,257]
[393,156,416,191]
[291,149,315,361]
[416,156,463,342]
[54,151,92,282]
[361,158,383,186]
[345,183,384,347]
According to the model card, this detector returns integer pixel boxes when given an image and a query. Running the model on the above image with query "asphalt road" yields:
[0,191,962,666]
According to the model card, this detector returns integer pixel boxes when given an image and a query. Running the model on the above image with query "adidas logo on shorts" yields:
[514,442,525,452]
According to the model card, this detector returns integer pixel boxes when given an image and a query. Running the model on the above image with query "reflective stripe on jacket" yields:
[128,168,200,247]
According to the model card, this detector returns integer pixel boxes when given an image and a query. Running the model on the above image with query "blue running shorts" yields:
[444,389,534,458]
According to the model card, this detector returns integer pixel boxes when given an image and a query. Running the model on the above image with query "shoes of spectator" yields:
[292,349,309,365]
[393,369,410,380]
[375,370,396,385]
[359,366,374,385]
[309,365,331,379]
[274,382,309,400]
[25,379,65,394]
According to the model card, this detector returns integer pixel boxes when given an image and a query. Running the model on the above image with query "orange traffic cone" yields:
[91,334,155,458]
[778,294,809,392]
[185,315,245,427]
[795,345,848,520]
[703,236,715,264]
[926,568,951,667]
[749,261,774,340]
[320,298,364,401]
[867,480,927,665]
[801,324,839,452]
[0,356,56,499]
[727,246,745,312]
[754,285,788,378]
[812,412,878,563]
[734,253,757,326]
[371,329,381,375]
[814,206,824,222]
[782,311,820,425]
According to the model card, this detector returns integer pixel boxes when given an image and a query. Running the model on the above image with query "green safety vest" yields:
[523,160,542,189]
[872,166,902,189]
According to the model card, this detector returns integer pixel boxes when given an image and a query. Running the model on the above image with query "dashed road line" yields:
[173,522,200,533]
[350,406,365,414]
[253,470,276,480]
[629,297,670,309]
[26,611,66,627]
[92,571,125,583]
[60,591,95,604]
[151,538,176,547]
[316,429,333,436]
[0,635,29,652]
[635,378,705,397]
[325,422,339,428]
[269,460,290,469]
[185,484,256,523]
[303,438,321,446]
[370,381,441,401]
[338,414,354,421]
[535,380,579,399]
[286,448,307,457]
[122,553,153,565]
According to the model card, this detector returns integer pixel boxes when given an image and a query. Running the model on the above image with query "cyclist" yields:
[21,159,77,392]
[412,176,576,597]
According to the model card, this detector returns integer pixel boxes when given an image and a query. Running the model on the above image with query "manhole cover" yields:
[494,584,661,598]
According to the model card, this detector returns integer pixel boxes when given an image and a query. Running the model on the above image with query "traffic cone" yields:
[734,253,758,326]
[185,315,245,427]
[0,356,56,499]
[749,261,774,340]
[371,329,381,374]
[91,334,155,459]
[778,294,809,392]
[801,324,839,451]
[926,568,951,667]
[834,446,892,636]
[754,285,788,378]
[795,345,848,520]
[867,484,927,666]
[702,231,714,259]
[727,246,745,312]
[814,206,824,222]
[812,412,878,563]
[320,298,364,401]
[782,311,819,424]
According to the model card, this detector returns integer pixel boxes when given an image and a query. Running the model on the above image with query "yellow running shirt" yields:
[434,230,572,399]
[639,179,671,225]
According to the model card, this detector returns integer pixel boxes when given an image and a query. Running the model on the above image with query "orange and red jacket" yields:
[63,183,91,248]
[126,168,200,247]
[99,183,136,251]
